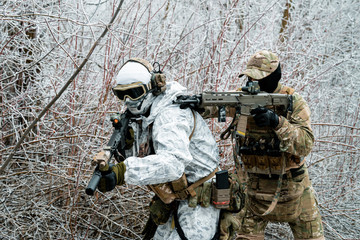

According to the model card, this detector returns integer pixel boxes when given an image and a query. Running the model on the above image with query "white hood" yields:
[141,81,188,128]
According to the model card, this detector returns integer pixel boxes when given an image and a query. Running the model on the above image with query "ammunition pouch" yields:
[241,153,302,175]
[241,154,283,175]
[211,173,245,212]
[212,183,230,209]
[188,182,212,208]
[148,173,190,204]
[247,165,310,222]
[238,138,301,175]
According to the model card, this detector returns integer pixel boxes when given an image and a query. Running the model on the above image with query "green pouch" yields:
[149,196,175,225]
[188,185,202,208]
[188,174,245,212]
[227,173,245,212]
[200,182,212,208]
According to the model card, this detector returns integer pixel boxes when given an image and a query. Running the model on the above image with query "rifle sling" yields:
[189,110,196,140]
[220,113,237,140]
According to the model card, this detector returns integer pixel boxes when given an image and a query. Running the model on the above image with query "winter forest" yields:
[1,0,359,239]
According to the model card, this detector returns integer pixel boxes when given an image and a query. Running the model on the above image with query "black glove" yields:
[98,162,126,192]
[175,95,205,113]
[251,107,279,128]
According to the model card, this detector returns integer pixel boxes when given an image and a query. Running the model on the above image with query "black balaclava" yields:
[258,63,281,93]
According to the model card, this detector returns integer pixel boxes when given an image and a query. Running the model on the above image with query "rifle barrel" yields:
[85,169,102,195]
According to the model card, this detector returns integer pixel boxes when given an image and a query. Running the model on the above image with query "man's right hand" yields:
[92,151,126,192]
[98,163,117,192]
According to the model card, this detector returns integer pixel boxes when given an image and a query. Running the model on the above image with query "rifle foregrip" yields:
[85,169,102,195]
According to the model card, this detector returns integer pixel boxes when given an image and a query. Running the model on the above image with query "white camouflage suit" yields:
[123,81,221,239]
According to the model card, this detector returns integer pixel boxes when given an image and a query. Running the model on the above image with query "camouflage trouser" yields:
[235,179,325,240]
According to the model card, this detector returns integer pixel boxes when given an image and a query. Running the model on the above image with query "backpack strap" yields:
[280,85,295,95]
[189,109,196,140]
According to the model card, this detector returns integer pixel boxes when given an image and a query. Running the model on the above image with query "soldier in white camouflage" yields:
[231,50,324,239]
[92,58,222,240]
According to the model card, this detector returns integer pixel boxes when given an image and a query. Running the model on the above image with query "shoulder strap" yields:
[280,85,295,95]
[176,168,218,198]
[189,109,196,140]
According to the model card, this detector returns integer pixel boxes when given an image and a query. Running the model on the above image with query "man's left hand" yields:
[251,107,279,128]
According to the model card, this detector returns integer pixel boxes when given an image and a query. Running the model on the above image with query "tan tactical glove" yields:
[219,211,241,240]
[91,151,110,168]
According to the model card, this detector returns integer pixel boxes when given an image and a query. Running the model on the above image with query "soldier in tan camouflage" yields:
[200,50,325,239]
[233,50,325,240]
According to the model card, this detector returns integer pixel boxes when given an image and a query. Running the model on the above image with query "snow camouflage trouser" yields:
[235,166,325,240]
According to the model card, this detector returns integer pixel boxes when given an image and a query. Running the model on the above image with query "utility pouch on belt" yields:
[149,183,176,204]
[171,173,188,199]
[212,170,231,209]
[149,173,188,204]
[149,196,175,225]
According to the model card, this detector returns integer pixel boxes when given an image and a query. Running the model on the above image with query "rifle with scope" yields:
[85,110,133,195]
[173,81,293,137]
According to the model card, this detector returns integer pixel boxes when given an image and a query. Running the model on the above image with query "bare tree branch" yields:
[0,0,125,174]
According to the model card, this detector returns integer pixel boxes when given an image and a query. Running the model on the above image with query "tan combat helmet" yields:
[239,50,279,80]
[129,57,154,72]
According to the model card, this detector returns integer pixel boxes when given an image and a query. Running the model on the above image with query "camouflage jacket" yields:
[273,83,314,159]
[202,83,314,170]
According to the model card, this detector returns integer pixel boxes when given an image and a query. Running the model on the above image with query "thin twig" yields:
[0,0,125,174]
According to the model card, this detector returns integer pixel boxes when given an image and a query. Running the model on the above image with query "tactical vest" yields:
[236,85,299,175]
[138,110,217,204]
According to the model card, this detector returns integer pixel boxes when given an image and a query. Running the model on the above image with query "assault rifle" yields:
[174,81,292,138]
[85,110,133,195]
